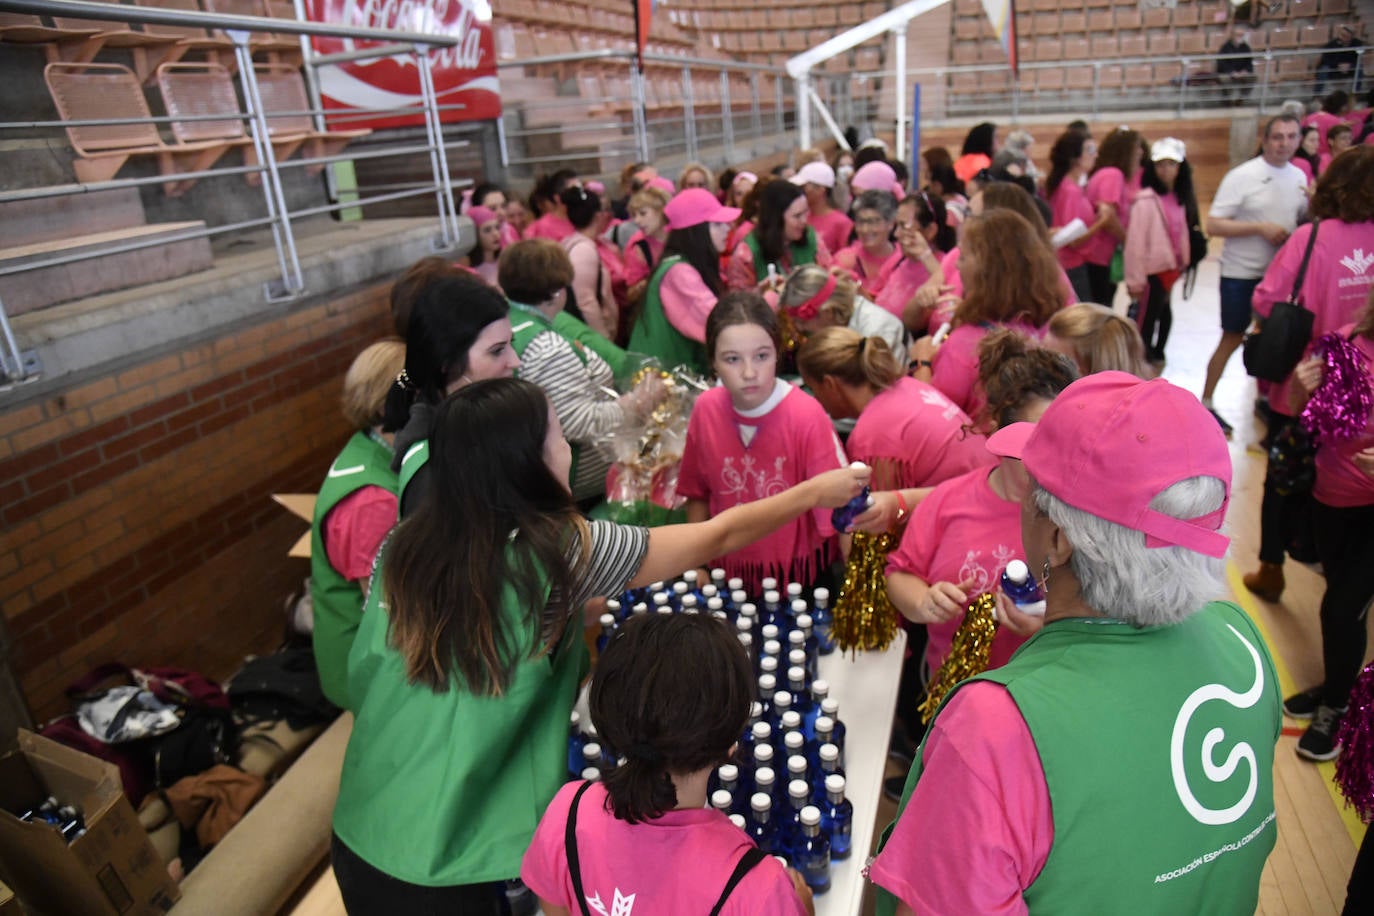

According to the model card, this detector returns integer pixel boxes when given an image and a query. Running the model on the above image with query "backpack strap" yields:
[707,847,768,916]
[564,780,597,916]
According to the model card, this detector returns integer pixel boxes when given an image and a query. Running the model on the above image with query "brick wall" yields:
[0,281,395,722]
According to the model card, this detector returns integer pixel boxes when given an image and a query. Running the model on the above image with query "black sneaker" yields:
[883,774,907,802]
[1283,686,1324,719]
[1296,705,1344,762]
[1207,407,1234,437]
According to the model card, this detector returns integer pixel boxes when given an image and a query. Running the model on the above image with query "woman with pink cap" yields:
[792,161,854,257]
[871,370,1281,916]
[726,181,832,292]
[627,187,740,373]
[460,205,503,288]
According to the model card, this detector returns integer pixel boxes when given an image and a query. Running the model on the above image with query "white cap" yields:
[751,792,772,812]
[754,744,775,763]
[740,603,757,618]
[788,651,807,669]
[819,743,839,762]
[790,606,808,623]
[815,716,834,734]
[761,623,780,640]
[730,813,746,830]
[632,602,648,615]
[707,597,724,611]
[736,616,753,631]
[750,701,763,719]
[821,697,839,716]
[814,588,830,602]
[1151,136,1186,163]
[599,613,614,627]
[732,590,748,606]
[583,742,602,757]
[785,732,805,751]
[825,774,846,795]
[711,567,726,581]
[764,640,782,657]
[755,767,775,787]
[702,584,718,598]
[738,632,753,649]
[800,805,822,826]
[1004,559,1030,585]
[787,582,804,598]
[570,710,581,726]
[719,763,739,781]
[606,599,620,611]
[651,581,665,590]
[773,691,793,709]
[711,789,732,809]
[788,755,808,776]
[790,161,836,188]
[759,674,776,692]
[760,656,778,674]
[683,569,699,583]
[788,666,807,685]
[762,577,778,591]
[653,592,670,605]
[673,581,688,594]
[582,767,601,781]
[764,590,781,605]
[729,577,744,592]
[752,721,772,739]
[781,710,802,730]
[812,678,829,696]
[789,778,810,799]
[796,613,813,629]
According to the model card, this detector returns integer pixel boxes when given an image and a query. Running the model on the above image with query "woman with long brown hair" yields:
[1081,127,1143,305]
[910,209,1064,419]
[330,377,868,913]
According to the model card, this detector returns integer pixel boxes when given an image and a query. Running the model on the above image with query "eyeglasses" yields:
[855,215,889,227]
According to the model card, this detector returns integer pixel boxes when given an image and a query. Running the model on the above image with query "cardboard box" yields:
[0,731,180,916]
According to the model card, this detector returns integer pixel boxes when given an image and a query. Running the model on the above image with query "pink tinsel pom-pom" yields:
[1335,661,1374,824]
[1300,332,1374,446]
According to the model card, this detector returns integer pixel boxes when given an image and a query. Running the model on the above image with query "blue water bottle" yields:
[830,461,873,533]
[567,711,586,779]
[822,774,853,860]
[1000,559,1046,616]
[797,806,832,892]
[811,588,836,655]
[747,792,778,855]
[595,614,617,655]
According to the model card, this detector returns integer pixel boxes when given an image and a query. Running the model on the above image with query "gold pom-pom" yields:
[918,592,997,724]
[832,530,900,654]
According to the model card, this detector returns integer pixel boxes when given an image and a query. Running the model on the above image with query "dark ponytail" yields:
[590,614,754,824]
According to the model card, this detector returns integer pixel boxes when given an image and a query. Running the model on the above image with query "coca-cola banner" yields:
[307,0,501,129]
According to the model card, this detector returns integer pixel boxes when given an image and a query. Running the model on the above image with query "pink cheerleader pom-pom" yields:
[1300,332,1374,446]
[1336,661,1374,823]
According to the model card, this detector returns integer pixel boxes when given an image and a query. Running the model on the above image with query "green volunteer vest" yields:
[332,547,590,885]
[626,255,707,374]
[510,302,589,485]
[396,436,429,520]
[875,601,1279,916]
[309,430,398,711]
[553,309,629,378]
[743,226,820,283]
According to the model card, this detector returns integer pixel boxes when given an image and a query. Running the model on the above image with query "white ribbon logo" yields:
[1169,624,1264,826]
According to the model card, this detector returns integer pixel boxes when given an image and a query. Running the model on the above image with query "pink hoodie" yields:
[1123,188,1187,298]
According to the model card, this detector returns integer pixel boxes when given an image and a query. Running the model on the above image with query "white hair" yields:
[1279,99,1306,120]
[1034,476,1228,627]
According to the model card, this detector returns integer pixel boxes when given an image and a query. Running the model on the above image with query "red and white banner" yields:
[306,0,501,130]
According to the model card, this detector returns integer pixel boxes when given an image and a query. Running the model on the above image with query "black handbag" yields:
[1242,220,1319,383]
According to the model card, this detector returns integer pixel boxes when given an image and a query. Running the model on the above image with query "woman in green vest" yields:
[725,179,832,292]
[310,340,405,711]
[386,269,521,519]
[331,377,869,913]
[628,187,739,374]
[869,372,1281,916]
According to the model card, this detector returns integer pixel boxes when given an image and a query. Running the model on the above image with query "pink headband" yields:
[791,274,837,320]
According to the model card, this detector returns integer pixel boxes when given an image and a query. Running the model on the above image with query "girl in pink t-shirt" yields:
[1080,128,1143,305]
[521,613,812,915]
[678,293,848,591]
[886,330,1077,676]
[1046,130,1106,303]
[623,185,671,302]
[909,210,1062,423]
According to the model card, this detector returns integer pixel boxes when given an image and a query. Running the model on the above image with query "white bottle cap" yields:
[754,744,774,763]
[815,716,834,733]
[785,732,805,751]
[585,721,599,738]
[681,595,698,610]
[606,599,621,612]
[712,567,727,581]
[849,460,869,470]
[673,581,688,595]
[711,789,732,809]
[653,593,670,605]
[583,742,602,757]
[789,778,810,799]
[730,814,746,830]
[821,697,839,716]
[773,691,792,709]
[763,639,782,656]
[738,632,753,649]
[759,674,776,692]
[657,604,673,615]
[764,591,781,607]
[761,577,778,592]
[819,743,839,762]
[707,597,724,611]
[1004,559,1030,584]
[751,792,772,813]
[787,582,803,598]
[825,774,847,794]
[811,679,829,697]
[752,721,772,739]
[599,613,614,627]
[759,656,778,674]
[736,615,753,631]
[788,651,807,669]
[788,755,808,776]
[790,599,808,615]
[702,585,718,599]
[754,767,775,787]
[800,805,822,826]
[632,603,648,615]
[582,767,601,781]
[719,763,739,782]
[729,577,744,592]
[796,613,813,629]
[781,710,802,730]
[740,602,757,618]
[788,667,807,685]
[733,590,748,607]
[650,581,665,591]
[814,587,830,602]
[684,570,699,583]
[750,702,763,719]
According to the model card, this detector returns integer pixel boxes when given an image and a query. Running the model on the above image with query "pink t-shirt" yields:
[322,485,398,582]
[499,222,522,248]
[1080,167,1129,266]
[874,256,934,322]
[624,230,666,288]
[833,243,901,298]
[1049,180,1095,271]
[942,247,1077,315]
[846,376,995,490]
[522,781,808,916]
[1252,219,1374,415]
[885,465,1030,675]
[1313,326,1374,508]
[659,261,718,343]
[1303,110,1347,154]
[809,208,855,258]
[725,232,833,291]
[678,382,846,591]
[527,212,576,242]
[869,681,1053,915]
[1292,156,1315,185]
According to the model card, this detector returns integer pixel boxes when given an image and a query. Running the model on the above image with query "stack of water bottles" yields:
[568,569,852,895]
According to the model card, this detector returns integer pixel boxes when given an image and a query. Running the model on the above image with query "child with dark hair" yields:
[560,186,619,341]
[521,613,813,914]
[526,169,581,241]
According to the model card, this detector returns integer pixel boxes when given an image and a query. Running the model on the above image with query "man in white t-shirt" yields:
[1199,114,1307,433]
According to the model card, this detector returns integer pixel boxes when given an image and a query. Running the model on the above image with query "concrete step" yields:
[0,187,147,249]
[0,221,213,316]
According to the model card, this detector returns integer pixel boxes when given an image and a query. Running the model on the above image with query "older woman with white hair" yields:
[870,371,1281,916]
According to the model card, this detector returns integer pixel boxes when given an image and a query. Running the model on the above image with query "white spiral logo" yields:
[1169,624,1264,826]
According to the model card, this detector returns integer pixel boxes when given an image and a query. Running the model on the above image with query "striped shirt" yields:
[567,519,650,607]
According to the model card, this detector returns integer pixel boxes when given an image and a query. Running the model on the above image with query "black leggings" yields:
[1139,274,1173,360]
[331,834,513,916]
[1314,500,1374,709]
[1084,260,1117,306]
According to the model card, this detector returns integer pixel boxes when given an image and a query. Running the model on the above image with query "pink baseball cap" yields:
[647,175,676,194]
[663,188,741,230]
[849,160,904,199]
[986,372,1233,558]
[466,205,497,226]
